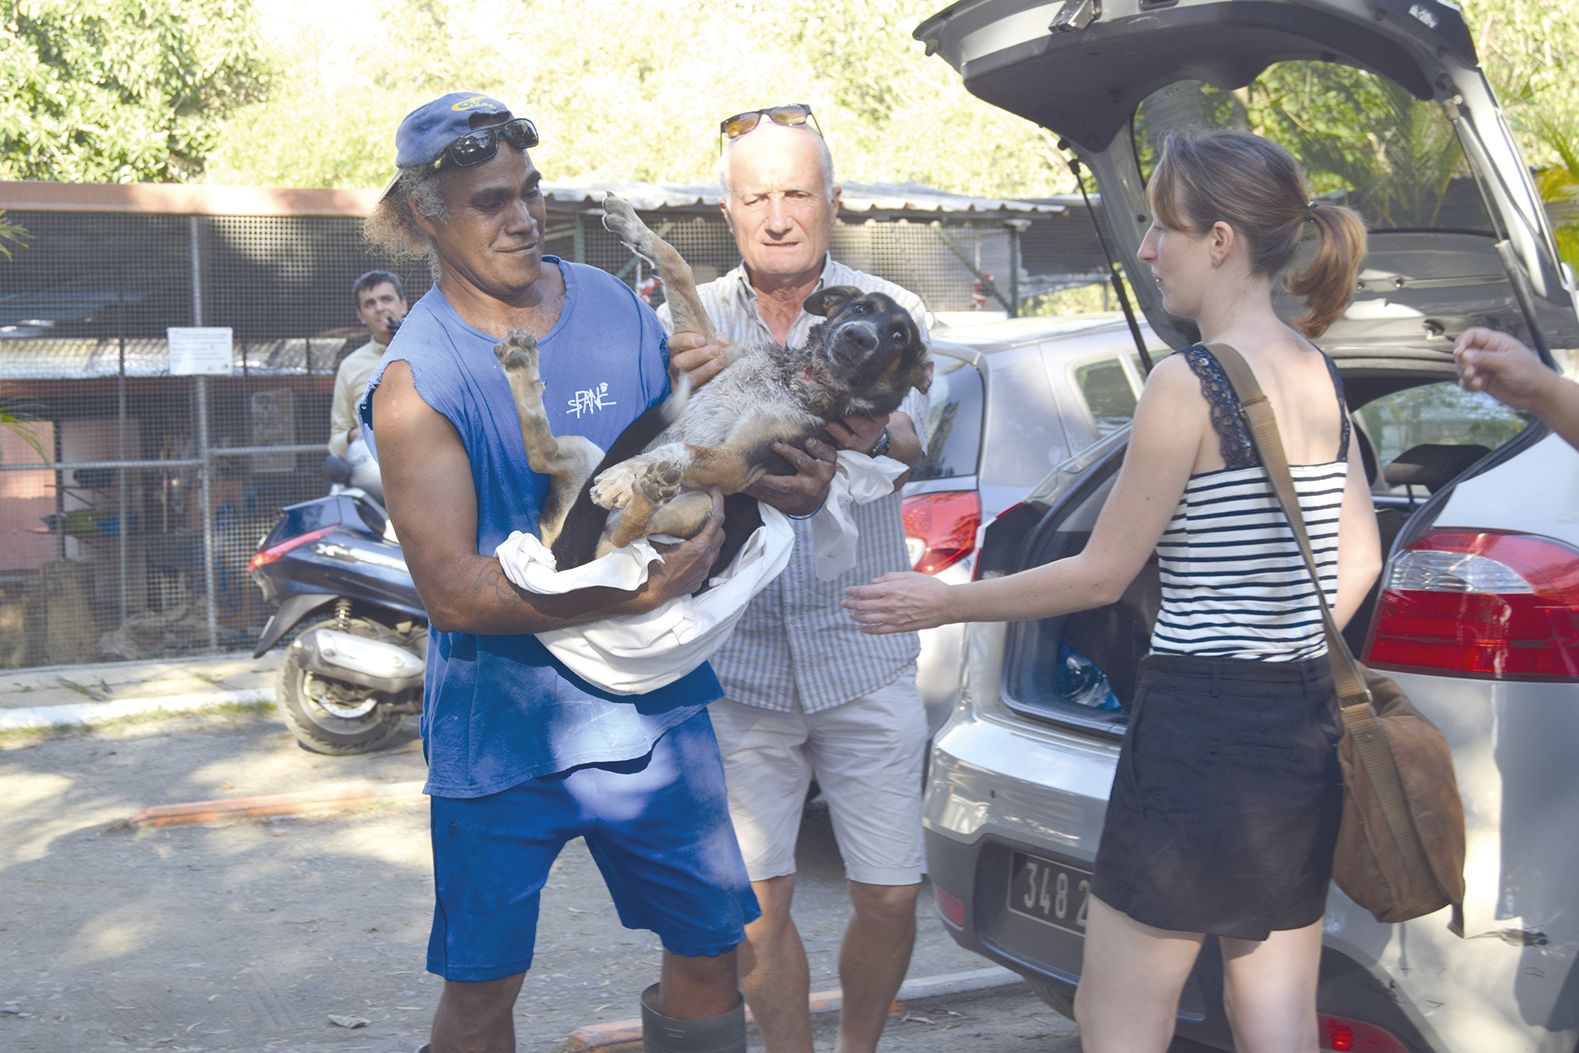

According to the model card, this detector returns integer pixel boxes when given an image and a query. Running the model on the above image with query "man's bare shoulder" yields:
[370,360,432,424]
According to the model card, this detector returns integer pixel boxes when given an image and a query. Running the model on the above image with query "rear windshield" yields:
[912,355,983,482]
[1133,61,1492,233]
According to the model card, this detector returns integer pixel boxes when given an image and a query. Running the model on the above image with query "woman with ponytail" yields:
[846,129,1381,1053]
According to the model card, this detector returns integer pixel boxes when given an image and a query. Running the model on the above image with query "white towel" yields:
[492,453,900,692]
[807,452,907,580]
[495,505,795,694]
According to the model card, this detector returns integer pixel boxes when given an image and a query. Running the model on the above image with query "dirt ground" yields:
[0,709,1081,1052]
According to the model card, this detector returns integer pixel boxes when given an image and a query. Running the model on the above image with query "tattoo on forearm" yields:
[476,561,522,615]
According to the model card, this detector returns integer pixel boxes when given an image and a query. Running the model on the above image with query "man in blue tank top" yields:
[358,93,757,1053]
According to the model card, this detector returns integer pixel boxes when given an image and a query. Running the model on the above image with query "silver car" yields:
[903,317,1165,730]
[915,1,1579,1050]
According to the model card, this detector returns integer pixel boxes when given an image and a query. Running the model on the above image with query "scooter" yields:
[248,451,427,754]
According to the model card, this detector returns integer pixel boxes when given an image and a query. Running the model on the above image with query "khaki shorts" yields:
[709,669,926,886]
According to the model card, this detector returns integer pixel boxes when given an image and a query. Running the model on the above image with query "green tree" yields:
[1528,115,1579,272]
[0,211,25,261]
[203,0,1062,198]
[1462,0,1579,270]
[0,0,271,182]
[1252,69,1463,227]
[774,0,1066,197]
[1466,0,1579,170]
[0,401,47,463]
[197,0,1575,208]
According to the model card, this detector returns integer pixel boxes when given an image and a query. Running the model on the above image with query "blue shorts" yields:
[427,708,759,981]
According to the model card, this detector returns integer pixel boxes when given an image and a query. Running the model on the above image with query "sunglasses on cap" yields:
[434,117,540,170]
[718,104,821,148]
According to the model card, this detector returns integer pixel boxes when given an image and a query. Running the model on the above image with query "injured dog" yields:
[493,193,931,578]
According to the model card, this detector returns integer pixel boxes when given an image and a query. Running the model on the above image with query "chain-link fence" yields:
[0,184,1104,669]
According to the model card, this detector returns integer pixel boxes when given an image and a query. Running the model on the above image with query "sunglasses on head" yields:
[434,117,540,170]
[719,104,821,147]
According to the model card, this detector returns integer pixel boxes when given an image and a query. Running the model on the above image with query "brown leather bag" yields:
[1210,343,1466,935]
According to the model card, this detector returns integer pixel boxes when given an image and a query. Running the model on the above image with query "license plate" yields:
[1006,851,1092,936]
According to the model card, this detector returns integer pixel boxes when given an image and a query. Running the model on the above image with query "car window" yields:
[911,356,983,482]
[1072,358,1138,438]
[1132,62,1492,233]
[1356,381,1528,496]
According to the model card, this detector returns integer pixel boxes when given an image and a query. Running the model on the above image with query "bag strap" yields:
[1206,340,1396,714]
[1204,343,1369,708]
[1209,343,1464,936]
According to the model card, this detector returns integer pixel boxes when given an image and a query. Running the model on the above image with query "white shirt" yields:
[658,255,930,712]
[328,338,386,459]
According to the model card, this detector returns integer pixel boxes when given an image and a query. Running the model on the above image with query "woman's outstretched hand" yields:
[845,572,954,634]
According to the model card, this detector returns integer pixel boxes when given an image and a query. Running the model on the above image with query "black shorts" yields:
[1091,652,1343,941]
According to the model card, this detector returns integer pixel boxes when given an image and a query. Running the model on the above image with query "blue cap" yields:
[393,92,514,168]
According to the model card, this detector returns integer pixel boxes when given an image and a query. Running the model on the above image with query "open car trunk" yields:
[922,0,1575,731]
[982,361,1539,733]
[915,0,1579,364]
[917,5,1579,1051]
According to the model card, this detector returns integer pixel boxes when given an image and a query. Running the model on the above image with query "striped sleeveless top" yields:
[1149,346,1350,662]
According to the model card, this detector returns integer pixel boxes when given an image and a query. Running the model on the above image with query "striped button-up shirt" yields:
[657,256,929,712]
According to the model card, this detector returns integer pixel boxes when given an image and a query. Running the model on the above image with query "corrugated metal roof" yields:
[544,179,1083,217]
[0,337,346,379]
[0,179,1087,219]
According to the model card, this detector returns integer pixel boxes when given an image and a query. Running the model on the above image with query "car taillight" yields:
[902,491,981,575]
[1365,530,1579,680]
[248,525,337,572]
[1319,1014,1409,1052]
[932,884,966,928]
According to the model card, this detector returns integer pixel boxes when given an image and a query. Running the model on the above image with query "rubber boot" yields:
[640,984,747,1053]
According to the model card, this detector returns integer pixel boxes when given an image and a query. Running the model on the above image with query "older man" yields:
[657,104,931,1053]
[360,92,755,1053]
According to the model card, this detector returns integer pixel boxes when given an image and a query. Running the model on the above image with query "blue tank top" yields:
[360,258,719,797]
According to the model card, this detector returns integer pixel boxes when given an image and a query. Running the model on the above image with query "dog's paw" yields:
[591,462,642,510]
[600,194,655,261]
[637,458,684,503]
[494,329,541,378]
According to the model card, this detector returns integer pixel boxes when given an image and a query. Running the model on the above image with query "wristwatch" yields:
[866,427,891,458]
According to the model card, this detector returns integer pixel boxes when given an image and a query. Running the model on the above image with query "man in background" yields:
[328,270,407,458]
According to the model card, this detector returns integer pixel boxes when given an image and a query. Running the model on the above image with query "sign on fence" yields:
[167,327,234,375]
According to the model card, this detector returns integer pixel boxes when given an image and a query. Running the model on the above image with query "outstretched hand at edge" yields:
[845,571,953,634]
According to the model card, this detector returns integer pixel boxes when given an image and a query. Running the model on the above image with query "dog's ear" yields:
[804,285,862,318]
[911,353,934,394]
